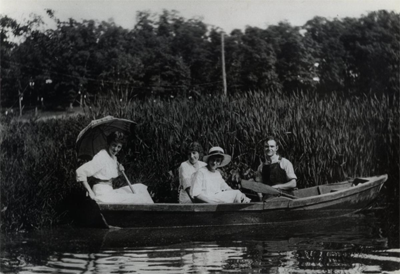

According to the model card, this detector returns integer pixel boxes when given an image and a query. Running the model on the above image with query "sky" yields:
[1,0,399,32]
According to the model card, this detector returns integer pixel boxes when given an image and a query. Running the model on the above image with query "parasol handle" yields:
[121,170,135,194]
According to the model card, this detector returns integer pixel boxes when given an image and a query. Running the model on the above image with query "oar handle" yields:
[276,190,297,199]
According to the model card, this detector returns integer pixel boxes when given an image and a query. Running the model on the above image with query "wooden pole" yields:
[221,32,227,96]
[121,171,135,194]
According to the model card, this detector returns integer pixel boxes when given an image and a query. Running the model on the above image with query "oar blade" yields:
[241,179,297,199]
[241,179,278,194]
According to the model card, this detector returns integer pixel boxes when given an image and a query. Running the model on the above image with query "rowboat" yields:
[81,174,387,228]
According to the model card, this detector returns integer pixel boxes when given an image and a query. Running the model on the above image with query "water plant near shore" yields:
[0,91,398,232]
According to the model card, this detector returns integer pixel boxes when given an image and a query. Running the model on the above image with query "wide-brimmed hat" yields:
[203,146,232,167]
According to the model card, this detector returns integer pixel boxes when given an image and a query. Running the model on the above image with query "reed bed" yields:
[1,91,398,231]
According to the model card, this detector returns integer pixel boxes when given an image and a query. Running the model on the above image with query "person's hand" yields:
[243,197,251,203]
[87,191,99,201]
[118,163,125,172]
[271,186,283,196]
[232,172,241,183]
[241,194,251,203]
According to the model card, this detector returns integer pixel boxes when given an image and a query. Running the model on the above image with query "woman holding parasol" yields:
[76,116,153,204]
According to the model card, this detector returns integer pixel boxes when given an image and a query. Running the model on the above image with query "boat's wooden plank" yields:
[262,197,293,209]
[98,202,265,212]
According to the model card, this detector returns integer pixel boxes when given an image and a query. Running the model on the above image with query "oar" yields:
[241,179,298,199]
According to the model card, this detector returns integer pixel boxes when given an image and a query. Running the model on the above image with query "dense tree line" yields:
[1,9,399,108]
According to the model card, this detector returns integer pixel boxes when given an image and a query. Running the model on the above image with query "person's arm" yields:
[82,180,97,200]
[219,171,232,191]
[184,188,194,201]
[272,159,297,190]
[179,163,194,200]
[191,170,211,203]
[76,155,103,200]
[271,179,297,190]
[194,193,217,203]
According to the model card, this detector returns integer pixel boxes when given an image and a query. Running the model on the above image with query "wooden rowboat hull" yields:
[92,174,387,228]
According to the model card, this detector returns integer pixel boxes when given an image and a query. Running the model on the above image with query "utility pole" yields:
[19,92,23,116]
[221,32,227,96]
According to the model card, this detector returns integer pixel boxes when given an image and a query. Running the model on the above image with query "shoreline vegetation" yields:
[1,91,398,233]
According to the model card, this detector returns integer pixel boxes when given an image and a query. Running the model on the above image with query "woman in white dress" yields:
[178,142,207,203]
[190,147,250,203]
[76,131,154,204]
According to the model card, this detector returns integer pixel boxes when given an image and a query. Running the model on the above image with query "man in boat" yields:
[254,137,297,201]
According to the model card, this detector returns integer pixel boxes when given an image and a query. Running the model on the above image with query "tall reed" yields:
[1,90,398,231]
[98,91,398,187]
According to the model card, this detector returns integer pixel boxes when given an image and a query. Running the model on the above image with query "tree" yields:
[239,26,280,92]
[224,29,246,93]
[303,16,353,94]
[266,21,318,92]
[0,15,44,108]
[168,11,212,96]
[341,10,400,97]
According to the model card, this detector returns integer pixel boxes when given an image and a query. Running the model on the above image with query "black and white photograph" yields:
[1,0,399,273]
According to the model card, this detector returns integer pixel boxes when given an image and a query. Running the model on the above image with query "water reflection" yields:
[1,213,399,273]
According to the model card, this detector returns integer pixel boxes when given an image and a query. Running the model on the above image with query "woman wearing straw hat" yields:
[190,146,250,203]
[178,142,207,203]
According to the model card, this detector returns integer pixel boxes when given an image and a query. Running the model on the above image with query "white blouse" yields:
[179,160,207,190]
[76,149,119,182]
[191,167,231,197]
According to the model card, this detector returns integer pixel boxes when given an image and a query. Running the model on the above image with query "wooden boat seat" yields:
[293,187,319,198]
[318,185,338,194]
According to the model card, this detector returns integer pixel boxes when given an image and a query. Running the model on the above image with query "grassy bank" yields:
[1,91,398,232]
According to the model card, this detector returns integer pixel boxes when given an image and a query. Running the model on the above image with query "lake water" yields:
[1,211,399,274]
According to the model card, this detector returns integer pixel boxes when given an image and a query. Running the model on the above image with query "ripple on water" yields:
[1,214,399,273]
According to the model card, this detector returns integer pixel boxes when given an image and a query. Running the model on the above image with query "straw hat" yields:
[203,147,232,167]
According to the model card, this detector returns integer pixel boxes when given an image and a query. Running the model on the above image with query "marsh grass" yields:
[1,91,398,231]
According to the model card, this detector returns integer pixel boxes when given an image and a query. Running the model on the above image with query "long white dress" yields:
[190,167,249,203]
[76,149,154,204]
[178,160,207,203]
